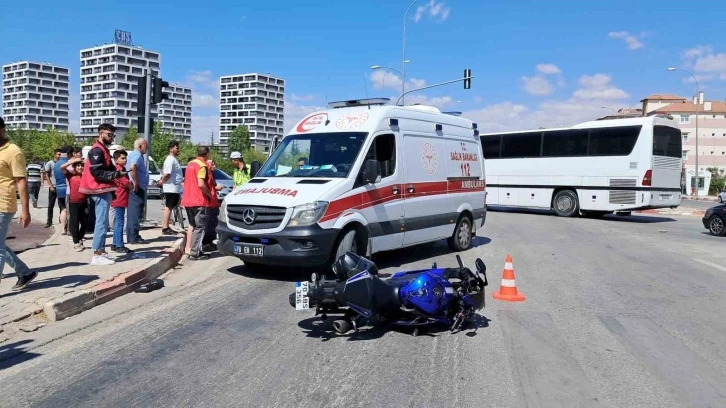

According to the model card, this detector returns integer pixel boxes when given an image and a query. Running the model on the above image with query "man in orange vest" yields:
[181,146,214,260]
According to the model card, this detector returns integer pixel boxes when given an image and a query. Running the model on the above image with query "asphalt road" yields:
[1,209,725,407]
[681,198,720,211]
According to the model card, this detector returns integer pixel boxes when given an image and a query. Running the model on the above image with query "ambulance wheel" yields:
[552,189,579,217]
[334,229,358,261]
[448,214,473,252]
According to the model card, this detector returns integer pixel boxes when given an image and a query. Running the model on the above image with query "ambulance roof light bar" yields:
[328,98,391,109]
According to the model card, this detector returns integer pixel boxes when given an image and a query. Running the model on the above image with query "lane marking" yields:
[693,258,726,273]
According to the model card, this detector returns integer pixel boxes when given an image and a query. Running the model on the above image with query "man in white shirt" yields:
[156,140,183,235]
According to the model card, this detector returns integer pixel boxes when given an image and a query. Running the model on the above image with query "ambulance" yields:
[216,98,487,270]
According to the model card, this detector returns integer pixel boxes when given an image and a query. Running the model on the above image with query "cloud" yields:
[572,74,629,100]
[191,115,219,144]
[68,92,81,134]
[184,70,218,90]
[463,73,630,133]
[291,94,315,102]
[192,94,217,108]
[536,63,562,75]
[521,76,555,96]
[679,45,726,82]
[404,94,455,108]
[520,64,564,96]
[414,0,450,23]
[608,31,645,50]
[370,70,427,92]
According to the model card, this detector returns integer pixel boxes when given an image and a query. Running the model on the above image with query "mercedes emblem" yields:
[242,208,256,225]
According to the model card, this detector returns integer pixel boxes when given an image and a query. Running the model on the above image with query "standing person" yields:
[202,160,224,253]
[111,150,132,254]
[53,146,71,236]
[44,149,61,228]
[181,146,213,260]
[229,151,250,188]
[65,158,87,252]
[125,138,149,245]
[26,157,43,208]
[0,117,37,290]
[79,123,126,266]
[157,140,183,235]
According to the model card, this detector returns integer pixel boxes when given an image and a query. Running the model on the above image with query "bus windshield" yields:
[257,132,368,178]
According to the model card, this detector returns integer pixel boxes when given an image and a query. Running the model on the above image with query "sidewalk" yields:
[0,202,185,335]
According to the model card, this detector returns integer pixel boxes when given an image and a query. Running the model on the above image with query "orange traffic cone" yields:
[492,254,526,302]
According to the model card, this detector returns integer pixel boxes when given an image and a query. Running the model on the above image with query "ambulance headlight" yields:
[219,200,228,224]
[287,201,329,227]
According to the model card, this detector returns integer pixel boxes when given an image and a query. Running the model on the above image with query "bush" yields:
[708,167,726,195]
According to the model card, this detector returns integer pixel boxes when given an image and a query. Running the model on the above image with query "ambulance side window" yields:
[360,134,396,183]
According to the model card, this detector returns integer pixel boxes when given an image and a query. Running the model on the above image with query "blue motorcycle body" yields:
[290,252,488,335]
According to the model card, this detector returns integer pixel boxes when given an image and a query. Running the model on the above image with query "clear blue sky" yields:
[2,0,725,141]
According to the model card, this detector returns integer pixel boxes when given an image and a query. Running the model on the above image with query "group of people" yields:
[0,116,254,293]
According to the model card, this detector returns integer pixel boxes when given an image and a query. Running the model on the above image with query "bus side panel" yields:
[498,176,518,206]
[518,187,551,208]
[486,175,500,205]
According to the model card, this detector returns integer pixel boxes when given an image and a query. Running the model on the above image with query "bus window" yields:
[588,126,640,156]
[542,129,589,157]
[501,132,542,158]
[653,125,682,157]
[480,135,501,159]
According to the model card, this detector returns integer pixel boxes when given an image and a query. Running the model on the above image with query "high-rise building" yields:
[79,43,160,140]
[158,84,192,141]
[219,73,285,152]
[1,61,70,131]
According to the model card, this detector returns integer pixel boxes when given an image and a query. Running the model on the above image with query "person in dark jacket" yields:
[79,123,127,266]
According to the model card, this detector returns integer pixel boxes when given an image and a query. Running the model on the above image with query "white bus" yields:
[480,115,683,217]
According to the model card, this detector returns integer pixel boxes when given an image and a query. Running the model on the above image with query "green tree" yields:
[8,127,77,162]
[707,167,726,195]
[228,125,251,153]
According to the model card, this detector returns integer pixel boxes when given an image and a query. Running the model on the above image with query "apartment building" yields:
[219,73,285,152]
[158,84,192,141]
[1,61,70,131]
[644,92,726,173]
[79,43,160,141]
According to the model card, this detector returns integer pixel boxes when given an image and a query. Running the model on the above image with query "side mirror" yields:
[363,159,381,184]
[250,161,261,177]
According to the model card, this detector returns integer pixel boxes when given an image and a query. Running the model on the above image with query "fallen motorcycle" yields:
[289,252,488,336]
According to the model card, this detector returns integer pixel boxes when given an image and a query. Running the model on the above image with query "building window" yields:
[679,115,690,124]
[682,133,689,142]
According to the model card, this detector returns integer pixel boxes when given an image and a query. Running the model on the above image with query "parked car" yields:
[178,166,234,200]
[718,188,726,203]
[702,204,726,236]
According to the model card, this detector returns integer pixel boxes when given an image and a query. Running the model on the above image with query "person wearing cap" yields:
[230,151,250,188]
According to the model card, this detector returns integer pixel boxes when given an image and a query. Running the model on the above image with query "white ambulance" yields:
[216,98,487,270]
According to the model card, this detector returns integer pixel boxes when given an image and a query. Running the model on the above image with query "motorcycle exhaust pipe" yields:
[333,319,351,334]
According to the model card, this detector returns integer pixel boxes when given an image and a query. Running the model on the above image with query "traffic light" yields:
[152,77,170,104]
[137,116,154,133]
[464,69,472,90]
[136,75,147,115]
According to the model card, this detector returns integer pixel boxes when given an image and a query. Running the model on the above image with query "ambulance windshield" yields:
[258,132,368,178]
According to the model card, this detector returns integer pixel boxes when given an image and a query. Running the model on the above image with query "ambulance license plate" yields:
[234,243,264,257]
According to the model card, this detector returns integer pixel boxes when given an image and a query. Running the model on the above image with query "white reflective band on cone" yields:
[505,262,513,270]
[501,279,516,287]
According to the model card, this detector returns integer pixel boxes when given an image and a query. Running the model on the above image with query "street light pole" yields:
[371,64,408,104]
[668,67,700,197]
[402,0,419,106]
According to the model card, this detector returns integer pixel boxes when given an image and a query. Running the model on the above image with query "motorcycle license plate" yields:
[295,281,309,310]
[234,243,264,257]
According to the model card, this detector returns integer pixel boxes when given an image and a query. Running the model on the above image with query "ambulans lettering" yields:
[450,152,479,162]
[235,187,299,197]
[461,179,485,189]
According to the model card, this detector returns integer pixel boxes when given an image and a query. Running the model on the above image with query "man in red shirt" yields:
[181,146,214,260]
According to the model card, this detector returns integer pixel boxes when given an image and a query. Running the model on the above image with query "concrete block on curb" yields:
[44,290,96,322]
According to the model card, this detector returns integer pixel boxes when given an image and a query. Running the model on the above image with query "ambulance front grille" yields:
[227,205,287,230]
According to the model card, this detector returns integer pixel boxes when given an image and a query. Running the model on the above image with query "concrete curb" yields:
[635,209,706,217]
[42,236,187,322]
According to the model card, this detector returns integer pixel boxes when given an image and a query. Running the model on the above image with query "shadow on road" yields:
[488,206,677,224]
[0,274,101,299]
[0,340,41,369]
[372,237,491,271]
[227,264,313,283]
[296,313,491,341]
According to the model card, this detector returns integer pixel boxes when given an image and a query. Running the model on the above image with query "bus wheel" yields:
[552,190,579,217]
